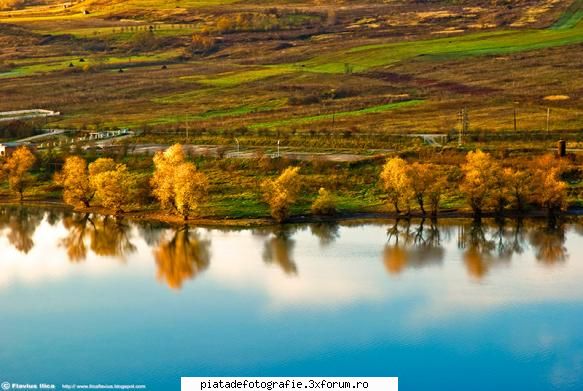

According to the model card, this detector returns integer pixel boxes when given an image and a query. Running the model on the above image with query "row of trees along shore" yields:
[0,144,572,222]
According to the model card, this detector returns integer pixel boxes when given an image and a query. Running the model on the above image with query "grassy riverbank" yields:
[1,146,582,226]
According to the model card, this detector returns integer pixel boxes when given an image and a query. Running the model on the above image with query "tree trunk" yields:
[393,201,400,214]
[418,195,426,215]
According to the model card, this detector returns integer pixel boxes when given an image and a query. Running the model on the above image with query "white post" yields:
[235,138,240,153]
[277,140,280,157]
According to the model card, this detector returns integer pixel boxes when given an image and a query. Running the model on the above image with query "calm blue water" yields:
[1,207,582,391]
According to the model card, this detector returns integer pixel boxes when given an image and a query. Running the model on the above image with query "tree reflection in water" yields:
[528,219,568,265]
[458,218,567,279]
[309,223,340,247]
[383,219,444,275]
[59,214,136,262]
[259,226,298,276]
[0,206,43,254]
[154,226,211,290]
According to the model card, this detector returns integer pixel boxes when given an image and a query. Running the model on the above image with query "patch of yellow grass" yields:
[544,95,570,101]
[511,0,561,27]
[416,11,457,20]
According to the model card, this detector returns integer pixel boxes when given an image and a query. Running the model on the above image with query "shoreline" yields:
[1,199,582,227]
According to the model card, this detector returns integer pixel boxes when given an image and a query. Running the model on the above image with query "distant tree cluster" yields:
[211,11,317,34]
[380,150,569,218]
[191,33,216,54]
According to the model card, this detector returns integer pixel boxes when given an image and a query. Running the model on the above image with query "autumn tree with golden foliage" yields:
[533,167,568,216]
[261,166,301,222]
[311,187,336,215]
[2,146,36,201]
[533,155,568,216]
[173,162,209,220]
[380,157,413,214]
[427,175,447,217]
[55,156,94,208]
[505,167,533,212]
[88,158,134,215]
[408,162,441,215]
[490,167,511,215]
[151,144,209,219]
[151,144,185,210]
[460,150,499,217]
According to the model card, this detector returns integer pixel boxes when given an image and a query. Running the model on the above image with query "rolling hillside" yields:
[0,0,581,134]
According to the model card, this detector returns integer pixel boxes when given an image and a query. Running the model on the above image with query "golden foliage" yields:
[380,157,413,213]
[505,167,533,211]
[174,162,209,219]
[261,166,301,222]
[311,187,336,215]
[2,146,36,201]
[533,167,568,213]
[191,33,215,53]
[151,144,209,219]
[56,156,93,208]
[459,150,499,215]
[408,162,441,215]
[88,158,133,214]
[151,144,185,210]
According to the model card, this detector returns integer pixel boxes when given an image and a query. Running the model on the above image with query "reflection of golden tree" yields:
[89,216,136,259]
[528,221,568,265]
[383,219,444,276]
[309,223,339,247]
[154,227,211,289]
[459,219,495,280]
[263,228,297,275]
[59,214,136,262]
[464,248,488,279]
[0,206,43,254]
[383,246,407,275]
[60,214,90,262]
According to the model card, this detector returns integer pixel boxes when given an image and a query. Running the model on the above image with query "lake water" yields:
[1,206,583,391]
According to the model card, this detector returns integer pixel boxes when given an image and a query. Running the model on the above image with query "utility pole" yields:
[458,107,469,146]
[546,107,551,134]
[235,138,240,153]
